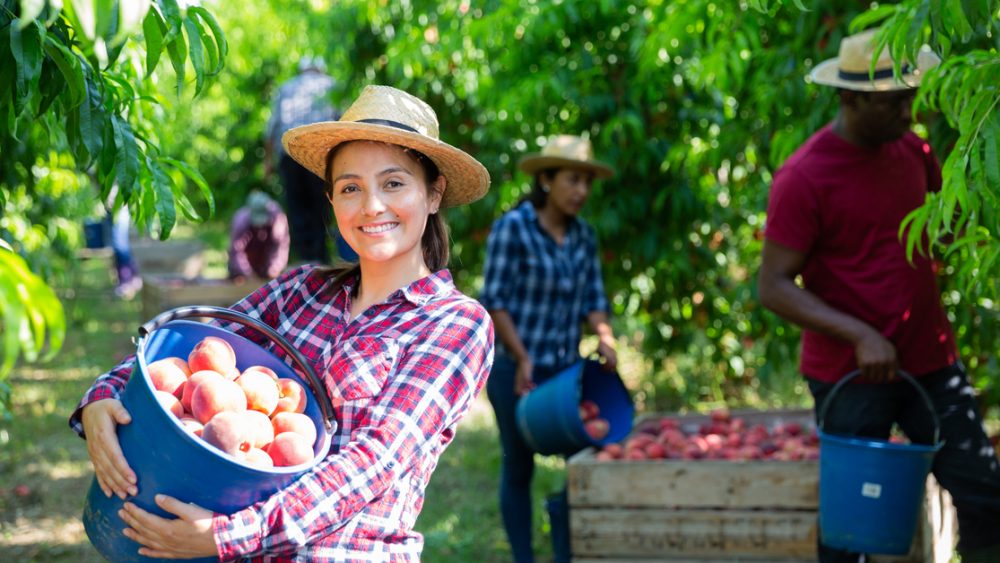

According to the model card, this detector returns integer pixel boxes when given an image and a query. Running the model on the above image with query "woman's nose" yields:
[362,190,386,216]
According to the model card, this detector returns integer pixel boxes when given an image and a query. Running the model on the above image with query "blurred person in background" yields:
[265,55,339,264]
[480,134,619,563]
[758,29,1000,563]
[227,190,290,283]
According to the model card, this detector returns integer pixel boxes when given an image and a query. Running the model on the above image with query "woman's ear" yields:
[429,175,446,214]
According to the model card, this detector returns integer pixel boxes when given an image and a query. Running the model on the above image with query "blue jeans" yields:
[486,355,573,563]
[808,363,1000,561]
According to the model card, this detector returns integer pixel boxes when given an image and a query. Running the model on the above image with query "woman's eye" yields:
[385,180,404,189]
[340,183,359,194]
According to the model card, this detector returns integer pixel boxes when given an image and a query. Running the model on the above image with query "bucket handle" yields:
[138,305,336,433]
[817,369,941,446]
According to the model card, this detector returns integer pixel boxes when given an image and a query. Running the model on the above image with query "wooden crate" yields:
[567,409,956,562]
[141,275,263,321]
[132,238,205,279]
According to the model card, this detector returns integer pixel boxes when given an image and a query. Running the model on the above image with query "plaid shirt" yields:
[70,265,494,561]
[479,201,609,369]
[266,71,338,161]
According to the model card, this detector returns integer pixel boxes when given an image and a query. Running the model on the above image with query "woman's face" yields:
[543,167,595,217]
[328,141,442,269]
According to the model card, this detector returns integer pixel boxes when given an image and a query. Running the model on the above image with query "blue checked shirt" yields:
[266,71,338,161]
[480,201,610,369]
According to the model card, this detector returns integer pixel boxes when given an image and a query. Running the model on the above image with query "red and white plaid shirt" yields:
[70,265,494,561]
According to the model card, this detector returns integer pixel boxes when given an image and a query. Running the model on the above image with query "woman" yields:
[480,134,618,562]
[69,85,494,560]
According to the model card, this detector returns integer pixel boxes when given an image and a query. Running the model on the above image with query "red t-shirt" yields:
[764,125,957,383]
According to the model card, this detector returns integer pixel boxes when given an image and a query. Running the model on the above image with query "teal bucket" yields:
[817,370,943,555]
[515,359,633,456]
[81,306,338,562]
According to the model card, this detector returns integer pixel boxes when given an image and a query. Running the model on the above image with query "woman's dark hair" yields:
[519,168,558,209]
[318,141,449,294]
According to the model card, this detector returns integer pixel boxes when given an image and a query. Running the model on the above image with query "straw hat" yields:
[282,85,490,208]
[518,135,615,179]
[810,28,941,92]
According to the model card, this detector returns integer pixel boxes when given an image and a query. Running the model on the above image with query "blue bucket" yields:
[82,307,338,563]
[817,370,943,555]
[515,359,633,456]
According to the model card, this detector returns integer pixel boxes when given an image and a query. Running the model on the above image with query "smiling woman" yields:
[69,85,496,561]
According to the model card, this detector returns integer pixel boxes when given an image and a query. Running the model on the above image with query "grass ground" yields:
[0,255,565,562]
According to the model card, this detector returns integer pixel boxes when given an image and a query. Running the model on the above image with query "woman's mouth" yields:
[360,222,398,234]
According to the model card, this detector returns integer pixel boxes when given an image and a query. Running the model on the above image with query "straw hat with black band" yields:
[282,85,491,208]
[519,135,615,179]
[810,28,941,92]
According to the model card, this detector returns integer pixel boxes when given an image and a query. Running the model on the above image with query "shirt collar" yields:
[518,200,583,234]
[339,269,454,307]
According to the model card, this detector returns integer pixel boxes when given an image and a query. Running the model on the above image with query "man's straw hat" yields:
[282,85,490,208]
[810,28,941,92]
[518,135,615,179]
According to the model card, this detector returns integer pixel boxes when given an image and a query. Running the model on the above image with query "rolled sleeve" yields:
[479,216,519,312]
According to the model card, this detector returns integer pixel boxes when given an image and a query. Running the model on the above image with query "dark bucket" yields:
[515,359,633,456]
[817,370,943,555]
[82,307,338,563]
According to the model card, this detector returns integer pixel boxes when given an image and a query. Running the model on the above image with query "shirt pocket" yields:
[327,336,398,402]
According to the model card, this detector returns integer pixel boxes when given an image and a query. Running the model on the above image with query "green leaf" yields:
[142,5,166,78]
[41,35,86,108]
[983,124,1000,190]
[110,0,151,47]
[165,25,188,95]
[67,0,97,41]
[10,19,43,109]
[161,156,215,219]
[149,159,178,238]
[158,0,184,44]
[77,71,105,163]
[188,6,227,73]
[183,17,205,94]
[111,114,140,195]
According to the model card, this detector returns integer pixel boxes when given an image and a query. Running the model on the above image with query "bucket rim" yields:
[818,430,943,454]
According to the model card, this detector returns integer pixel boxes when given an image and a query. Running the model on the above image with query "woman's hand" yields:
[596,338,618,372]
[514,356,535,396]
[120,495,218,559]
[81,398,137,499]
[854,328,897,383]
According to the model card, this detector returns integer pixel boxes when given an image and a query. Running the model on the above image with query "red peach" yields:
[191,378,247,424]
[154,390,184,418]
[243,447,274,469]
[202,411,255,458]
[179,417,204,437]
[645,442,667,459]
[147,358,189,398]
[242,365,279,381]
[237,370,280,415]
[242,410,275,450]
[182,370,225,413]
[267,432,314,467]
[271,412,317,446]
[188,337,238,380]
[579,400,600,421]
[585,417,610,441]
[603,443,624,458]
[273,378,307,414]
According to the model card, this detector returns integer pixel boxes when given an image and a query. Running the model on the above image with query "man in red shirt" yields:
[759,29,1000,562]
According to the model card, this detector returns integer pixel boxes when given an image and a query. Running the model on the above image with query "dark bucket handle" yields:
[138,305,336,433]
[817,369,941,446]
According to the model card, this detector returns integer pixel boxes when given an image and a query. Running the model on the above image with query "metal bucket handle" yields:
[138,305,336,432]
[818,369,941,446]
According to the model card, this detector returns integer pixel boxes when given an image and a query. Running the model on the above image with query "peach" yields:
[243,447,274,469]
[188,337,238,380]
[179,417,205,437]
[154,390,184,418]
[237,370,280,415]
[191,377,247,424]
[242,365,279,381]
[273,378,307,414]
[578,400,600,421]
[182,370,225,413]
[270,412,317,446]
[147,358,189,398]
[242,410,275,449]
[584,418,609,441]
[202,411,255,458]
[266,432,314,467]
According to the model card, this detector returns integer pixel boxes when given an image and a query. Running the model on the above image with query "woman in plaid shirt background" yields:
[480,134,619,563]
[71,85,494,561]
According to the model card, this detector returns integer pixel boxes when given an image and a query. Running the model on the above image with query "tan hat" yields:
[810,28,941,92]
[281,85,490,208]
[518,135,615,179]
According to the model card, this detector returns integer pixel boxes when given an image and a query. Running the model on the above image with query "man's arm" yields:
[758,239,897,382]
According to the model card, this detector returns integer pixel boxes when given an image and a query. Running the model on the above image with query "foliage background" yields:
[2,0,998,411]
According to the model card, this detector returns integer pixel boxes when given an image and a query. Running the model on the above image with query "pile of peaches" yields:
[593,409,820,462]
[146,336,317,469]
